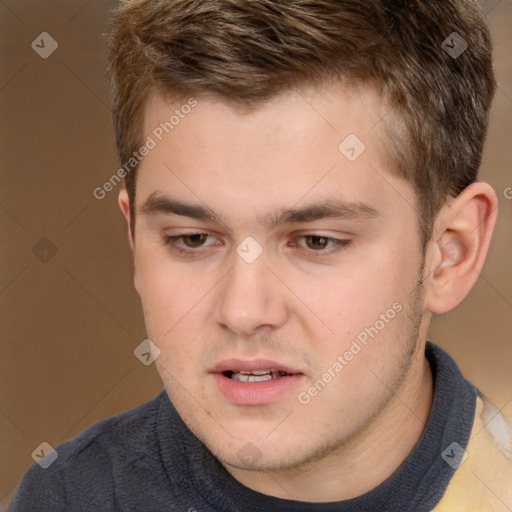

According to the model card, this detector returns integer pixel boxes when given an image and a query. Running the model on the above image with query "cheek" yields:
[290,245,419,370]
[293,260,403,333]
[134,249,218,363]
[134,249,188,337]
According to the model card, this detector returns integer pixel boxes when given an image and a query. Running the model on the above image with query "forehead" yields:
[143,83,389,158]
[135,85,414,227]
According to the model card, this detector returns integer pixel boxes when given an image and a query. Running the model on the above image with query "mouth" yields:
[211,359,305,406]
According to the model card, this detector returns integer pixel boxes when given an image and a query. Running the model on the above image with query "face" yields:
[124,85,428,472]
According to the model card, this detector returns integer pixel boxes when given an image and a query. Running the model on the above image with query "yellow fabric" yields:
[433,394,512,511]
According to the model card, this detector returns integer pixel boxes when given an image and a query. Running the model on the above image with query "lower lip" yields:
[213,373,305,406]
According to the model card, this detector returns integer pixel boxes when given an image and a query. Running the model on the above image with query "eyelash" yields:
[162,233,351,258]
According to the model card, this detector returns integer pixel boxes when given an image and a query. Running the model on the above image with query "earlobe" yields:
[425,182,498,314]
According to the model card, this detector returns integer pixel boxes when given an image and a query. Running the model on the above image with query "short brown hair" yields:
[107,0,496,246]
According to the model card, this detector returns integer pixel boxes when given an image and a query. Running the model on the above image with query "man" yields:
[9,0,512,510]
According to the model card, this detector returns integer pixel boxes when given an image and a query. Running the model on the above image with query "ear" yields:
[118,188,140,293]
[424,182,498,314]
[118,188,135,251]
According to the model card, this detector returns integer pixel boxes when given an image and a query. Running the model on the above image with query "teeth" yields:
[229,370,290,382]
[232,373,273,382]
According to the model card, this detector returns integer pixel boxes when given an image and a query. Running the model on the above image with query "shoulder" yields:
[53,389,165,472]
[433,390,512,511]
[8,391,166,512]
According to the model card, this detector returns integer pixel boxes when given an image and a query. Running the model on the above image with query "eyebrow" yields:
[139,192,379,228]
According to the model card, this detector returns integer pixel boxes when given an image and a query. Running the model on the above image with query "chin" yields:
[202,431,316,473]
[217,446,297,472]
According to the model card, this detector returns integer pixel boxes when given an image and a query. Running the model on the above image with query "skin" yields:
[118,84,497,502]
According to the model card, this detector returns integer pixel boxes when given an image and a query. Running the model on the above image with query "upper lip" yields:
[211,359,303,375]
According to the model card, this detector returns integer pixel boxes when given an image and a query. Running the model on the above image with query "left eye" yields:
[304,235,332,251]
[163,233,215,251]
[301,235,341,251]
[177,233,210,248]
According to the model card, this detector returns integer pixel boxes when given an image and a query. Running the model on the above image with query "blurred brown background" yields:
[1,0,511,507]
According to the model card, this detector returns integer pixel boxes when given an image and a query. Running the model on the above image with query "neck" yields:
[224,351,434,502]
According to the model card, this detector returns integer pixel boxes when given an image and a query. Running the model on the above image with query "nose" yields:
[214,247,289,336]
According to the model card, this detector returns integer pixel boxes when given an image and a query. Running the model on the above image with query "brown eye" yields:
[305,235,330,251]
[182,234,209,248]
